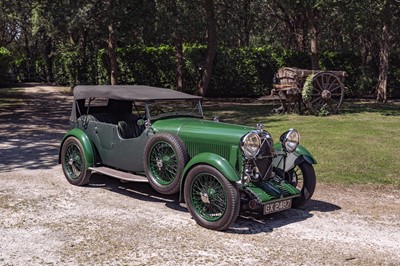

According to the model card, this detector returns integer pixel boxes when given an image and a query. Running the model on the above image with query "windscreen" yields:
[146,99,203,120]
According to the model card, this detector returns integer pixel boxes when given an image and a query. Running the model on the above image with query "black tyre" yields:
[287,162,316,208]
[144,132,189,195]
[61,137,91,186]
[184,165,240,231]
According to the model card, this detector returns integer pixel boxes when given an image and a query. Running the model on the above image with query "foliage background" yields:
[29,45,397,98]
[1,0,399,98]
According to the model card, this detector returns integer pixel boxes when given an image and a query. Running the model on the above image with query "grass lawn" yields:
[204,99,400,187]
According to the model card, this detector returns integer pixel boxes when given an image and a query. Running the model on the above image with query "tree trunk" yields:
[175,37,184,91]
[196,0,217,96]
[169,0,184,91]
[77,30,88,84]
[108,0,118,85]
[377,22,389,103]
[309,14,319,70]
[24,33,34,81]
[44,36,53,83]
[243,0,251,47]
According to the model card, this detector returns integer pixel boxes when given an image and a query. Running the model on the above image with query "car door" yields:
[101,125,149,172]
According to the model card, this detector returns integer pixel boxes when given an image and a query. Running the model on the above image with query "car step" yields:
[89,166,148,183]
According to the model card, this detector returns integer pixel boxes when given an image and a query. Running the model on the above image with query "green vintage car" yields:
[59,85,316,230]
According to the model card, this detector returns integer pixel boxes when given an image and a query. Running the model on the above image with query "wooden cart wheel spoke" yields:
[327,101,337,112]
[324,75,332,89]
[314,78,324,91]
[312,97,323,105]
[328,98,339,105]
[307,72,345,115]
[330,85,342,93]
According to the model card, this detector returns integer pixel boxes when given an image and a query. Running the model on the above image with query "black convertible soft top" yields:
[73,85,201,101]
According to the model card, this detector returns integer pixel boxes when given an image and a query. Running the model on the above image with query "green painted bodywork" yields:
[152,118,252,148]
[182,152,240,182]
[244,179,300,204]
[152,117,251,172]
[77,120,149,172]
[274,143,317,163]
[59,128,95,169]
[273,142,316,172]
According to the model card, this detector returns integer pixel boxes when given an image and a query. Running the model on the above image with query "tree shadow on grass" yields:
[340,100,400,116]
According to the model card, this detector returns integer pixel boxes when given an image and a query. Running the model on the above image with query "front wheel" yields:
[184,165,240,231]
[287,162,316,208]
[61,137,91,186]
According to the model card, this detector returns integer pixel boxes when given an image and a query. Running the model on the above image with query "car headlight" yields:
[240,132,261,159]
[280,128,300,153]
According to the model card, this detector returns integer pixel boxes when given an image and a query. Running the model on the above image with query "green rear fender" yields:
[59,128,95,169]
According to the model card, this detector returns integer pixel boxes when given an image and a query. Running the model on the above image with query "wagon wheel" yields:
[305,72,344,115]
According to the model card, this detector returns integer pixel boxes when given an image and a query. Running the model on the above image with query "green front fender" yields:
[181,152,240,183]
[273,143,317,171]
[179,152,240,202]
[294,145,317,164]
[58,128,95,169]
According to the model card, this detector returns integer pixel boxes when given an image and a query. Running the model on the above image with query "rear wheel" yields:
[61,137,91,186]
[184,165,240,231]
[144,132,188,195]
[287,162,316,208]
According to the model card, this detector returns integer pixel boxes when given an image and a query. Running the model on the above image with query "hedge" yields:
[9,45,400,98]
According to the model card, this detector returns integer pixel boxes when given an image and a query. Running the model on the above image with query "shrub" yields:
[0,47,13,82]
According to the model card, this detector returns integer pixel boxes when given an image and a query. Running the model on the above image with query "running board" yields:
[89,166,148,183]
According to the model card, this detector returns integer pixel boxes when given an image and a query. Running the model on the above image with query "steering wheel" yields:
[152,106,165,116]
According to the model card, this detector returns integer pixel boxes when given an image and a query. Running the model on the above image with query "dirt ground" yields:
[0,85,399,265]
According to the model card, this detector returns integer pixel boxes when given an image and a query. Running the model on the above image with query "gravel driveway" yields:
[0,85,399,265]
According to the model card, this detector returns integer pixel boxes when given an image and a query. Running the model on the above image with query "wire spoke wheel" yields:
[289,165,304,191]
[61,137,91,186]
[144,132,188,195]
[184,165,240,231]
[191,173,227,222]
[287,162,316,208]
[64,144,83,179]
[148,141,178,185]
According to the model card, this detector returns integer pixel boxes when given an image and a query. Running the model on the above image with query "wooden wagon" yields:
[272,67,347,115]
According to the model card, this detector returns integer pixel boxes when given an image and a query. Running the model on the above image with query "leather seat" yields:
[79,112,144,139]
[118,121,135,139]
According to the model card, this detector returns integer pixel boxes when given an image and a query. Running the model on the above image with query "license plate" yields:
[263,199,292,215]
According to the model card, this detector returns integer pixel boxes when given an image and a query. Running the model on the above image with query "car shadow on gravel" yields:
[228,199,341,234]
[87,174,342,234]
[87,174,187,213]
